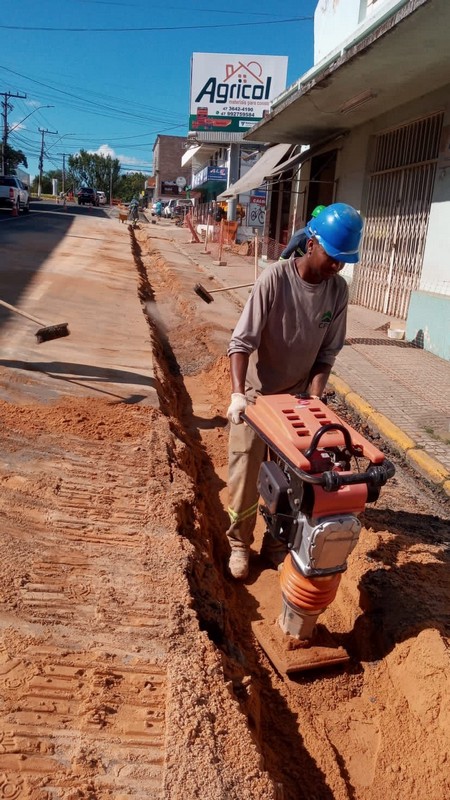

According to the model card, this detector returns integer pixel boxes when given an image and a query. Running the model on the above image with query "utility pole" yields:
[58,153,71,208]
[1,91,27,175]
[109,163,113,207]
[38,127,58,198]
[58,152,71,195]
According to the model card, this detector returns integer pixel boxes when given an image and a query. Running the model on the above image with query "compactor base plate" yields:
[252,619,350,675]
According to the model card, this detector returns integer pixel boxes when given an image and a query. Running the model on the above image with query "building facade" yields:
[242,0,450,359]
[152,135,192,202]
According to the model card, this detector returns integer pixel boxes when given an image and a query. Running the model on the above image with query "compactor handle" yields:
[304,423,364,460]
[321,460,395,492]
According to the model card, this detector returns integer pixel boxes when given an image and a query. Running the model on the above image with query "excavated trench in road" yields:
[131,226,450,800]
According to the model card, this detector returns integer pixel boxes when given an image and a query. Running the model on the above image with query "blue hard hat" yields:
[307,202,364,263]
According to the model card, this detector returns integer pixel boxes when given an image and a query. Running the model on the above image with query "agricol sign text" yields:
[189,53,288,134]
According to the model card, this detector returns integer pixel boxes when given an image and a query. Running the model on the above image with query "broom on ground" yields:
[0,298,70,344]
[194,282,254,304]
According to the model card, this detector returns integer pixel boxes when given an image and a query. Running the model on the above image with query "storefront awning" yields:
[217,143,293,200]
[181,145,202,167]
[243,0,450,144]
[264,134,345,178]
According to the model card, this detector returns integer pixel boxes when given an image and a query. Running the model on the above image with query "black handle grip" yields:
[304,423,364,460]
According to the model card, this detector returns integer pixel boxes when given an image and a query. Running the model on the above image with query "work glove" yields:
[227,393,247,425]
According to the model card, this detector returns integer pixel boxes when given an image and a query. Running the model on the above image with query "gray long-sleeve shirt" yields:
[228,257,348,398]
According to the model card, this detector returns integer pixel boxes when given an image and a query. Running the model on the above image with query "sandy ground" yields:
[0,213,448,799]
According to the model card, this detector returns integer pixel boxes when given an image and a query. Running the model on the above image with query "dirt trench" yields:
[0,224,448,800]
[131,227,450,800]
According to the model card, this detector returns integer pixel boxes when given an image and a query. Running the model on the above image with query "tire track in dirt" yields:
[0,416,170,798]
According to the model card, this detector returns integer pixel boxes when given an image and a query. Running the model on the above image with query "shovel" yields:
[0,298,70,344]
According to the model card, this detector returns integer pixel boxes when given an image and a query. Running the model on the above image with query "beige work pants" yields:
[226,421,267,549]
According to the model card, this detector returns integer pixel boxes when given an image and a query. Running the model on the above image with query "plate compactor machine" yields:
[242,395,395,674]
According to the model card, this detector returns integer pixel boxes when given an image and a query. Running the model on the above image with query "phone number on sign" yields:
[221,109,255,116]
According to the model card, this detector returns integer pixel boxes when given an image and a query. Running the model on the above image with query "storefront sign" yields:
[189,53,288,133]
[207,166,228,181]
[248,194,266,227]
[192,165,228,188]
[161,181,180,196]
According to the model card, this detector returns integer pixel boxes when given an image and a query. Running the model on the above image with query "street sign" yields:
[176,176,187,188]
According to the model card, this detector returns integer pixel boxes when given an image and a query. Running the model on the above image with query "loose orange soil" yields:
[0,223,448,799]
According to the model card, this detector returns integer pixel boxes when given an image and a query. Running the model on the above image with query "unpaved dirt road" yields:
[0,207,448,799]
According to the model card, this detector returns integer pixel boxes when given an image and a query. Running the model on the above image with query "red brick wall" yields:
[152,135,191,199]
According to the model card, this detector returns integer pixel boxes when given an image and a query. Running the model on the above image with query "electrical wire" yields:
[0,16,312,33]
[0,66,186,127]
[72,1,284,15]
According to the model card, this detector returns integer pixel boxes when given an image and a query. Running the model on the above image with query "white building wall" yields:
[314,0,407,65]
[324,84,450,293]
[419,100,450,295]
[314,0,361,63]
[332,125,371,285]
[334,128,368,210]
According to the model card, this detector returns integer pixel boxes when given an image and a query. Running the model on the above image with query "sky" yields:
[1,0,318,180]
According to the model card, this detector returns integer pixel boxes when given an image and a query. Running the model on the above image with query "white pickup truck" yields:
[0,175,30,214]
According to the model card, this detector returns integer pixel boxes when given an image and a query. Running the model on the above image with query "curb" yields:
[328,374,450,498]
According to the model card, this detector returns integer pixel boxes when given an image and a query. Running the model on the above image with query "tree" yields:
[68,150,121,196]
[3,144,28,174]
[116,172,148,203]
[31,169,63,195]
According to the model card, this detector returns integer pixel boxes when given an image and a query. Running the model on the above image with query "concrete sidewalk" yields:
[147,218,450,498]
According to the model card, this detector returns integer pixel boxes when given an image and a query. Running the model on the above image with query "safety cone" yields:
[11,203,18,217]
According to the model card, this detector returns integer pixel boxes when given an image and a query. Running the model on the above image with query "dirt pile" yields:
[0,396,155,441]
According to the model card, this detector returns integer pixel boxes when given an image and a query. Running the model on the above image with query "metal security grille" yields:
[353,112,443,318]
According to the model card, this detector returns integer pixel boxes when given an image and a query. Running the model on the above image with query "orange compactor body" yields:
[243,395,395,640]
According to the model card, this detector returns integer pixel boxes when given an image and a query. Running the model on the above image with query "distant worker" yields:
[214,204,226,223]
[128,196,139,226]
[279,204,327,260]
[155,199,163,217]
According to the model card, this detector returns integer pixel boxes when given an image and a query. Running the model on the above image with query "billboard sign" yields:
[190,53,288,133]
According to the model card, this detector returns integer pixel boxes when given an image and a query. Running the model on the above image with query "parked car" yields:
[96,191,107,205]
[77,187,99,206]
[164,199,178,218]
[172,199,194,219]
[0,175,30,214]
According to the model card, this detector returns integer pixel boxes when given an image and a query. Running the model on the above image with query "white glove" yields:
[227,392,247,424]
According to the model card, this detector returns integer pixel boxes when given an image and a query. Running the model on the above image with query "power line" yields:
[0,65,185,127]
[0,15,312,32]
[71,2,284,15]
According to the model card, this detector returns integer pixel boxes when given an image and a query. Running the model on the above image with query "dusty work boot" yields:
[261,534,288,571]
[228,546,250,580]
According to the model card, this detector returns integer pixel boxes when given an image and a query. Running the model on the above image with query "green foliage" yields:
[3,144,28,173]
[63,150,147,202]
[116,172,148,203]
[31,169,63,195]
[67,149,121,195]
